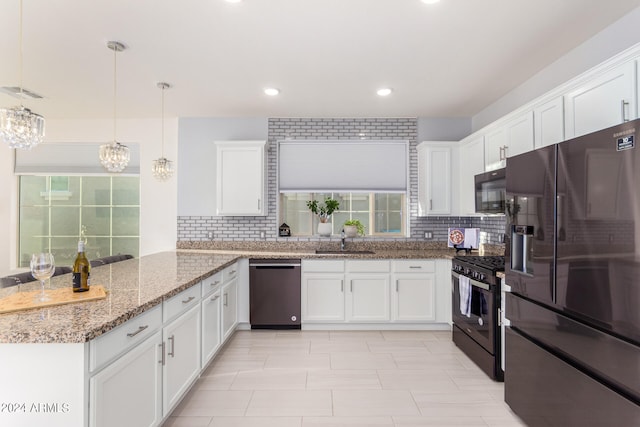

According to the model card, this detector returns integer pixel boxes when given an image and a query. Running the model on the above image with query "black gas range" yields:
[451,255,505,381]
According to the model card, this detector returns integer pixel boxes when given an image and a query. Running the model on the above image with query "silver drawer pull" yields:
[409,266,422,269]
[210,295,220,302]
[126,325,148,337]
[230,270,237,275]
[211,280,220,286]
[182,296,196,304]
[168,335,175,357]
[224,292,228,306]
[159,342,165,366]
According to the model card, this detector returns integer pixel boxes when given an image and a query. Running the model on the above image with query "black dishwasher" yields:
[249,259,301,329]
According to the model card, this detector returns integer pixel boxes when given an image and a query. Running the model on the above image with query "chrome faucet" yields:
[341,229,346,251]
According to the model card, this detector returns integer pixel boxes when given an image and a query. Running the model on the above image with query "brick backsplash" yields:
[177,117,506,246]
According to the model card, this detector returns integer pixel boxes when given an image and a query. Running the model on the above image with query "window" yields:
[280,192,406,236]
[18,176,140,268]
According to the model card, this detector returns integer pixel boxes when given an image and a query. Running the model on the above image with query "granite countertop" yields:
[0,244,505,344]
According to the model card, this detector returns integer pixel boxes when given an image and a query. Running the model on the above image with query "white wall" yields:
[177,117,268,216]
[473,5,640,131]
[0,117,178,276]
[418,117,471,141]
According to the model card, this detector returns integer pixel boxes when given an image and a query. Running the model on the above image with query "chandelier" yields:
[152,82,174,181]
[0,0,45,150]
[99,41,130,173]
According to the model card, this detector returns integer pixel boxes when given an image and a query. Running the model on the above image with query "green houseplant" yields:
[343,219,365,237]
[306,198,340,223]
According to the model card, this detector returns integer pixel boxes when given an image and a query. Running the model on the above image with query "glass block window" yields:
[18,176,140,268]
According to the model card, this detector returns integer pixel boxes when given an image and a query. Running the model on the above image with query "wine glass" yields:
[30,253,55,302]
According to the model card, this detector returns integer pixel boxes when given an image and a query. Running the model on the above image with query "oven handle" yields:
[451,271,491,291]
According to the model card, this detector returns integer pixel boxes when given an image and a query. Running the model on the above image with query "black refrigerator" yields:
[504,119,640,426]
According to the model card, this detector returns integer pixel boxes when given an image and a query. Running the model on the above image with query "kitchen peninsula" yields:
[0,245,490,427]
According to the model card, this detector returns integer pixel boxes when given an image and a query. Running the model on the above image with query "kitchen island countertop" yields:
[0,246,497,344]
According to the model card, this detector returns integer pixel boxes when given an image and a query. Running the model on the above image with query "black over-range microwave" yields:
[474,168,506,215]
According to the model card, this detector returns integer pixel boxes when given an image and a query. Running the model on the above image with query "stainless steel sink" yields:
[315,250,375,255]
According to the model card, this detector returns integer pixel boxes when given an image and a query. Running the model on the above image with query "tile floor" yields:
[163,330,527,427]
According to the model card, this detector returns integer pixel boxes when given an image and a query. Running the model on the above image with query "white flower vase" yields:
[344,225,358,238]
[317,222,332,237]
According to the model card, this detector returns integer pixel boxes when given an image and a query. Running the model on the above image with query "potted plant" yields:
[343,219,365,237]
[307,198,339,236]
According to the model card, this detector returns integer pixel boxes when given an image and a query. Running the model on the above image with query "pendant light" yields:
[152,82,174,181]
[99,41,130,173]
[0,0,45,150]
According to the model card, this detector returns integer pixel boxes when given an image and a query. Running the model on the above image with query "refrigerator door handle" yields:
[621,100,630,122]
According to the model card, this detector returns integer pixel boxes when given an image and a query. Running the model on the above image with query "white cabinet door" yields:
[345,274,391,322]
[302,273,345,322]
[417,142,452,216]
[458,136,485,215]
[215,141,266,216]
[201,288,221,367]
[221,277,238,341]
[534,97,565,148]
[505,111,534,158]
[391,273,435,322]
[484,127,507,171]
[90,332,162,427]
[163,304,201,417]
[565,61,637,138]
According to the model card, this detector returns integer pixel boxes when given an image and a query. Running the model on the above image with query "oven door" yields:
[452,271,496,354]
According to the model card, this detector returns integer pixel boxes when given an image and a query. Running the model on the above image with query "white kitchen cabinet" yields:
[458,135,485,216]
[564,61,637,139]
[221,275,238,341]
[162,303,201,417]
[302,273,346,322]
[346,273,391,322]
[391,260,436,322]
[417,142,452,216]
[215,140,266,216]
[484,112,534,171]
[534,96,565,148]
[201,287,221,368]
[90,332,162,427]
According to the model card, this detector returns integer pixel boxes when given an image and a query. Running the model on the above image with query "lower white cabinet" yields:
[346,273,391,322]
[302,273,345,321]
[90,332,163,427]
[162,303,201,417]
[391,260,436,322]
[201,288,222,367]
[222,276,238,342]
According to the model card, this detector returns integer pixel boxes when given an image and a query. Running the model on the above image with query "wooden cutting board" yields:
[0,285,107,314]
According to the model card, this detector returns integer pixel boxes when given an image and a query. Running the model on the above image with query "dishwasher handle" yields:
[249,263,301,268]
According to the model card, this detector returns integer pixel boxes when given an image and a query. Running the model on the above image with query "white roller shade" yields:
[14,143,140,175]
[279,140,408,192]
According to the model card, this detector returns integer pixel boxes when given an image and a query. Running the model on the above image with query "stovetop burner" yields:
[455,256,505,272]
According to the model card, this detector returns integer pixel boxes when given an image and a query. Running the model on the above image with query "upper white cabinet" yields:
[534,97,565,149]
[458,136,485,216]
[215,141,266,216]
[417,142,453,216]
[484,111,534,171]
[564,61,637,139]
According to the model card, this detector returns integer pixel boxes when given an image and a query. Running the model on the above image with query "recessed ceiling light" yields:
[376,88,393,97]
[264,88,280,96]
[421,0,441,4]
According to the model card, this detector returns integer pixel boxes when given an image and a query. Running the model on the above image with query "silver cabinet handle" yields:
[230,270,236,275]
[182,296,195,304]
[224,292,228,307]
[168,335,175,357]
[340,280,343,292]
[159,342,165,366]
[622,100,630,122]
[396,280,399,292]
[126,325,148,337]
[350,280,353,293]
[429,199,432,210]
[210,294,220,302]
[211,280,220,287]
[499,146,504,161]
[409,266,422,269]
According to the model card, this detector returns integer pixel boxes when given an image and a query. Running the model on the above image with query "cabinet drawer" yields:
[163,284,201,323]
[90,304,162,372]
[303,260,345,273]
[346,260,390,273]
[392,260,435,273]
[223,263,239,282]
[201,271,223,297]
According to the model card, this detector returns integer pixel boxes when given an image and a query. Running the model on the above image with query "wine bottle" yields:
[72,241,91,292]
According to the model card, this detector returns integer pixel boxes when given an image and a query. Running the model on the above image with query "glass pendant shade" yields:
[0,106,45,149]
[99,141,130,173]
[152,157,174,180]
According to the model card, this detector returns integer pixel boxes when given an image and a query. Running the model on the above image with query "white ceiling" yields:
[0,0,639,120]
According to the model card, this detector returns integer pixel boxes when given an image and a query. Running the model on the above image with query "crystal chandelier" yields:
[99,41,130,173]
[0,0,45,150]
[152,82,174,181]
